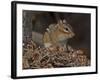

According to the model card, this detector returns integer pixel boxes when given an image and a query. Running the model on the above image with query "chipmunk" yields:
[43,19,75,48]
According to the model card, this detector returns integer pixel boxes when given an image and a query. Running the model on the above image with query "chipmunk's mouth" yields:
[67,32,75,38]
[70,32,75,38]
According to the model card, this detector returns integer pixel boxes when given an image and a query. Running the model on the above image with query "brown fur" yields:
[43,20,75,47]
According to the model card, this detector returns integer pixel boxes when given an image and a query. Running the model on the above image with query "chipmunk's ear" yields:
[58,20,63,24]
[63,19,67,24]
[46,28,49,31]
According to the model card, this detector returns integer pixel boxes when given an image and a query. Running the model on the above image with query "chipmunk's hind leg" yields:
[43,32,52,48]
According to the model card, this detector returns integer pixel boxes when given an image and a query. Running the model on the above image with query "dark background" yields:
[23,11,91,59]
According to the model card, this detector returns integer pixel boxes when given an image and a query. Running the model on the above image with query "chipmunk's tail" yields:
[32,31,43,46]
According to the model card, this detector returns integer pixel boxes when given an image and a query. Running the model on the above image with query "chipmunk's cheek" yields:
[68,32,75,38]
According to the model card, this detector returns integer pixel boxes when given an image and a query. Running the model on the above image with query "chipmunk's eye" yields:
[65,28,69,31]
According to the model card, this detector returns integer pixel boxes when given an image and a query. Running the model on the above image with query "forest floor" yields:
[23,40,90,69]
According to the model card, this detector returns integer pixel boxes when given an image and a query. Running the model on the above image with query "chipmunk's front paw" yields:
[44,43,52,48]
